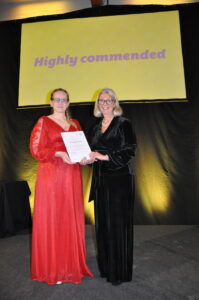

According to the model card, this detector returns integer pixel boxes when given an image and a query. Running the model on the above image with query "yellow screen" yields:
[19,11,186,106]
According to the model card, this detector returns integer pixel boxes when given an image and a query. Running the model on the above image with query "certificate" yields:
[61,131,91,163]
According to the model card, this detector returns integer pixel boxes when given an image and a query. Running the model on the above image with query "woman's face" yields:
[50,90,69,113]
[98,93,115,116]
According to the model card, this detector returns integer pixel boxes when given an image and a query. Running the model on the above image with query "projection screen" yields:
[19,10,187,107]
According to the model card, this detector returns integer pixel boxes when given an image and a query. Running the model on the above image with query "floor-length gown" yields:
[88,116,136,283]
[30,116,93,284]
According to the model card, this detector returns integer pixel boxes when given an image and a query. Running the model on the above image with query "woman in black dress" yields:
[88,88,137,285]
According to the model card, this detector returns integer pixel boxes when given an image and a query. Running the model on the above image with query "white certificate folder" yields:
[61,131,91,163]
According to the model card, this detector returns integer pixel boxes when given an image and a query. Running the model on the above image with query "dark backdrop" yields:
[0,4,199,224]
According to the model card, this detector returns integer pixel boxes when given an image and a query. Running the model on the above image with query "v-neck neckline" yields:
[100,116,115,134]
[46,116,71,131]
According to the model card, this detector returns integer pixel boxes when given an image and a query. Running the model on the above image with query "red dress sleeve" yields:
[72,119,82,131]
[30,117,56,162]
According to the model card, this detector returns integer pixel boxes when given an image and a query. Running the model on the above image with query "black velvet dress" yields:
[88,116,137,283]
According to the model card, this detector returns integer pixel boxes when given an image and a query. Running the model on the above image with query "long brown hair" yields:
[50,88,71,120]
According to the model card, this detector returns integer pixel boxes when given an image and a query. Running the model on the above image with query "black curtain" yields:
[0,4,199,224]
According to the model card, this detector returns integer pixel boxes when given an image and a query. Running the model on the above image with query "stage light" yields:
[10,2,72,20]
[90,0,105,7]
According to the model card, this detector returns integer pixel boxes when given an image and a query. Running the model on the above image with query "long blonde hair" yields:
[93,88,123,117]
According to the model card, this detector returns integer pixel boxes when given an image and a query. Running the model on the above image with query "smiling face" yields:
[97,93,115,117]
[50,90,69,114]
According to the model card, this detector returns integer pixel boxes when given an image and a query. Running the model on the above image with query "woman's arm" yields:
[30,117,56,162]
[91,119,136,168]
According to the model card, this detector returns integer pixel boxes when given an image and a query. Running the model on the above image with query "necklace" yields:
[102,117,113,126]
[51,115,70,130]
[52,115,67,121]
[101,117,113,133]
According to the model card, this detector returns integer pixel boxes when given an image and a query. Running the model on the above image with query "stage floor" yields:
[0,225,199,300]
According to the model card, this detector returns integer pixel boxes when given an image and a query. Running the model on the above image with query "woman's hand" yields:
[79,152,109,165]
[79,156,95,165]
[55,151,73,164]
[89,151,109,161]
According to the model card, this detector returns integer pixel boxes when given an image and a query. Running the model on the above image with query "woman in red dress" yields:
[30,88,93,285]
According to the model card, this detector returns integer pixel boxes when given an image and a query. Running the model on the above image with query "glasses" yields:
[98,99,114,105]
[52,98,68,103]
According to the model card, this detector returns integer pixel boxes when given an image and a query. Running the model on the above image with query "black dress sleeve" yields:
[106,118,136,169]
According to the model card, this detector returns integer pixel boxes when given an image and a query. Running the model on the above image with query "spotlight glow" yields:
[11,2,71,20]
[136,145,172,216]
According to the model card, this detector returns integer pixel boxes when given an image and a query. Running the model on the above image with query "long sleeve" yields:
[89,116,136,173]
[106,119,136,169]
[88,116,136,201]
[30,117,56,162]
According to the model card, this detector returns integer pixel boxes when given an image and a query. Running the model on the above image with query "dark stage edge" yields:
[0,225,198,300]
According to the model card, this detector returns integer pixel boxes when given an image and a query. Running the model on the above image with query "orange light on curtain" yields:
[135,145,173,217]
[10,2,71,20]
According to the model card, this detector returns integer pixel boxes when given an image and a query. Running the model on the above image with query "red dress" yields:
[30,116,93,284]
